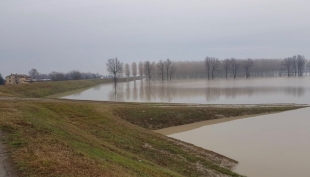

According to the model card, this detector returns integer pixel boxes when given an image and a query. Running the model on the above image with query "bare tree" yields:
[165,58,172,80]
[28,68,39,79]
[106,58,123,84]
[297,55,306,76]
[210,58,220,79]
[205,57,211,79]
[291,56,298,77]
[125,63,131,79]
[157,60,165,81]
[283,57,292,77]
[93,73,101,79]
[49,71,67,81]
[230,58,239,79]
[169,64,176,81]
[138,61,144,78]
[307,61,310,75]
[131,62,137,81]
[222,59,230,79]
[243,58,254,78]
[144,61,153,82]
[68,70,82,80]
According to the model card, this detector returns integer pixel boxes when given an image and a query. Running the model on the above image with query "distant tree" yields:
[49,72,67,81]
[205,57,211,79]
[144,61,153,82]
[243,58,254,78]
[28,68,39,79]
[165,58,172,81]
[138,61,144,78]
[210,58,220,79]
[169,64,176,81]
[222,58,231,79]
[37,73,50,80]
[93,73,101,79]
[205,57,220,79]
[106,58,123,84]
[68,70,82,80]
[157,60,165,81]
[307,62,310,75]
[125,63,131,80]
[291,56,298,77]
[131,62,137,81]
[283,57,293,77]
[230,58,240,79]
[296,55,306,76]
[0,74,5,85]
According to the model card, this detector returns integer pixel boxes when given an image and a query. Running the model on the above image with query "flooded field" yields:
[62,77,310,104]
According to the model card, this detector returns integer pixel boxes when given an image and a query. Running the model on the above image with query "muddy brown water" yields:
[60,77,310,176]
[158,108,310,177]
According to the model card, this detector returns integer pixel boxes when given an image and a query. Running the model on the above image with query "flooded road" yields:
[162,108,310,177]
[61,77,310,104]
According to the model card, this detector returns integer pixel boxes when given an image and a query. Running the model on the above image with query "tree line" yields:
[28,68,102,81]
[106,58,176,83]
[106,55,310,82]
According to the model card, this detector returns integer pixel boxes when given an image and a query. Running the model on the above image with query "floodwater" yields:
[61,77,310,104]
[163,108,310,177]
[60,77,310,176]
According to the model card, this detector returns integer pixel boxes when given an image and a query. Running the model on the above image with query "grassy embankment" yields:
[114,104,304,129]
[0,79,106,97]
[0,80,306,176]
[1,100,244,177]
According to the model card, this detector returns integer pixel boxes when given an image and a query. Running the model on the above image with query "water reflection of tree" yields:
[108,83,124,102]
[284,87,305,97]
[139,81,144,100]
[132,82,138,101]
[93,84,101,91]
[126,82,131,100]
[119,80,307,103]
[145,82,152,101]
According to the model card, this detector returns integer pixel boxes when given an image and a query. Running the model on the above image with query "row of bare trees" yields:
[204,57,254,79]
[283,55,307,77]
[106,55,309,83]
[106,58,176,83]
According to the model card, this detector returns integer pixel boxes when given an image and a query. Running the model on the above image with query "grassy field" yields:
[114,104,303,129]
[0,99,245,177]
[0,79,107,98]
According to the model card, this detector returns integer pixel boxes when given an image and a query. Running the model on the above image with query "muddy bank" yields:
[155,113,274,135]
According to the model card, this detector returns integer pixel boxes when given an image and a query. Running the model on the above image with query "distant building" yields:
[5,73,32,85]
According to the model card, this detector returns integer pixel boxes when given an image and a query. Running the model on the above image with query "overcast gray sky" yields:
[1,0,309,77]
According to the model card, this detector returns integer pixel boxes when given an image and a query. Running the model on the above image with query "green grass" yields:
[0,100,243,177]
[0,79,110,98]
[114,104,303,129]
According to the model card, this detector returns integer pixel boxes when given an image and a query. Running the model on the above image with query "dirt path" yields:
[0,132,17,177]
